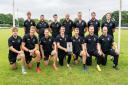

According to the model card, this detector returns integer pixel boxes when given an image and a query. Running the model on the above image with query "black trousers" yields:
[58,50,71,66]
[86,50,100,65]
[100,49,119,66]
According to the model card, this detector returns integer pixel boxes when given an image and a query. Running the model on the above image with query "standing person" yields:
[71,28,87,71]
[85,25,102,72]
[24,11,36,34]
[8,27,27,74]
[22,26,41,73]
[40,29,58,70]
[101,13,116,38]
[62,14,74,37]
[88,12,100,36]
[56,26,71,67]
[36,15,49,40]
[74,12,87,37]
[99,26,119,70]
[50,14,61,38]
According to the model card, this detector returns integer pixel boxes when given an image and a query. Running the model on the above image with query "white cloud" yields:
[0,0,127,21]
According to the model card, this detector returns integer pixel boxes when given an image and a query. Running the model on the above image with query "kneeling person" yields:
[8,27,27,74]
[99,26,119,70]
[85,25,102,71]
[40,29,58,70]
[22,26,41,73]
[72,28,87,71]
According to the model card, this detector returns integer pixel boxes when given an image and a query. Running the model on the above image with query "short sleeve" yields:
[8,38,13,47]
[84,36,88,43]
[22,35,26,43]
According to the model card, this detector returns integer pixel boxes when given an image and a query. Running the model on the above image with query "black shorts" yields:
[24,51,33,64]
[44,51,52,61]
[58,50,67,59]
[8,53,18,64]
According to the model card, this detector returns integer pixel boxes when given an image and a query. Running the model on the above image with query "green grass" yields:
[0,28,128,85]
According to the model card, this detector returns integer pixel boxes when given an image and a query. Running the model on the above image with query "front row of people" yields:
[8,26,119,74]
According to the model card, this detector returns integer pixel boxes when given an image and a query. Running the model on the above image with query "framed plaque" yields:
[67,42,72,53]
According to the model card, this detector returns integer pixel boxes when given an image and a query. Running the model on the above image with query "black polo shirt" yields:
[88,19,100,36]
[85,34,99,52]
[40,36,54,52]
[8,36,22,54]
[62,19,74,37]
[74,20,86,37]
[50,21,61,38]
[56,34,69,51]
[101,21,116,37]
[24,19,36,34]
[99,34,114,52]
[36,21,49,39]
[22,34,38,50]
[71,36,84,53]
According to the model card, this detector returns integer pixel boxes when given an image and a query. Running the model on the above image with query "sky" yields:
[0,0,128,21]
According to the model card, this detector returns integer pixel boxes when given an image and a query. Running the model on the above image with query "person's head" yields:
[30,26,36,35]
[77,12,82,20]
[74,28,79,36]
[40,15,44,21]
[88,25,94,35]
[102,26,108,35]
[11,27,18,37]
[27,11,31,19]
[65,14,70,20]
[106,13,112,20]
[53,14,58,21]
[91,12,96,20]
[60,26,65,34]
[44,29,50,37]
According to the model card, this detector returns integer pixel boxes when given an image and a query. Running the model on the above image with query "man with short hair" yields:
[74,12,87,37]
[99,26,119,70]
[88,12,100,36]
[101,13,116,38]
[85,25,102,71]
[8,27,27,74]
[50,14,61,38]
[24,11,36,34]
[71,28,87,71]
[22,26,41,73]
[36,15,49,40]
[40,29,58,70]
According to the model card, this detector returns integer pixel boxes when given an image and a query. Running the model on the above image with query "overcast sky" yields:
[0,0,128,21]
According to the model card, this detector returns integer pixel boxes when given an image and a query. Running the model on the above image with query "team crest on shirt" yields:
[110,23,112,26]
[60,38,62,41]
[27,39,30,41]
[78,39,80,42]
[94,38,96,41]
[49,39,51,42]
[33,39,36,42]
[12,40,15,43]
[108,38,110,41]
[73,39,75,42]
[17,39,21,43]
[65,38,66,41]
[96,22,98,25]
[102,38,104,41]
[31,22,33,25]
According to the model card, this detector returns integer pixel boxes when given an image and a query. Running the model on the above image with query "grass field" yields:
[0,28,128,85]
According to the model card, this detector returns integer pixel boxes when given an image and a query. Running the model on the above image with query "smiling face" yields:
[60,26,65,34]
[106,13,111,20]
[102,26,108,35]
[44,29,49,37]
[77,12,82,20]
[27,11,31,19]
[12,27,18,37]
[74,28,79,36]
[91,12,96,19]
[88,26,94,35]
[30,26,36,36]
